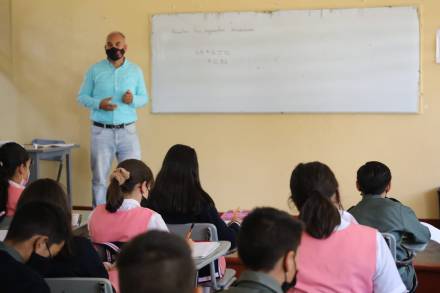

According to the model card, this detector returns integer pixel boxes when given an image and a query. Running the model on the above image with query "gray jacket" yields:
[349,194,430,292]
[222,271,283,293]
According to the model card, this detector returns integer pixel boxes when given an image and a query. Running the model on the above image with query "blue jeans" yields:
[91,123,141,206]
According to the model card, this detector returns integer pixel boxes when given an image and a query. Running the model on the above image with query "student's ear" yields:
[385,182,391,194]
[141,181,149,198]
[356,181,361,192]
[17,162,27,177]
[31,235,50,257]
[283,250,295,273]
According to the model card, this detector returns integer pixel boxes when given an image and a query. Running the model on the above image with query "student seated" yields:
[89,159,168,244]
[289,162,406,293]
[143,144,240,248]
[16,178,108,279]
[223,207,303,293]
[348,161,430,292]
[0,201,68,293]
[118,230,199,293]
[0,142,30,220]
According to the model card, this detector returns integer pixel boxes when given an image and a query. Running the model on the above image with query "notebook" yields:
[192,242,220,259]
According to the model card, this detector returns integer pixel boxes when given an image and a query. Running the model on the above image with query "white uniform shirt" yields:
[338,211,407,293]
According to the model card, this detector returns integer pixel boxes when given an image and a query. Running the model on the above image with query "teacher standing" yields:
[77,31,148,206]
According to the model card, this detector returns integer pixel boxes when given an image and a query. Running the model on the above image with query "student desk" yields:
[194,241,231,290]
[414,241,440,293]
[24,144,79,207]
[194,241,231,270]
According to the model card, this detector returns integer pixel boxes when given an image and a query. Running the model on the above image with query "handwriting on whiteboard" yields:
[171,27,254,35]
[195,49,231,65]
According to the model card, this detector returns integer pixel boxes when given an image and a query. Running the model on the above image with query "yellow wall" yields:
[1,0,440,217]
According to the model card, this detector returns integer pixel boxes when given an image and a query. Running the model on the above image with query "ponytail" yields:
[0,142,29,219]
[106,178,125,213]
[290,162,342,239]
[105,160,154,213]
[299,190,341,239]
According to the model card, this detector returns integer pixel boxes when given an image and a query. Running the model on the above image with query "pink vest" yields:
[6,183,24,216]
[292,224,376,293]
[89,205,154,243]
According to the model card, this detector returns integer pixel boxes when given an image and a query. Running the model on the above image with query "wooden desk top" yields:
[414,241,440,271]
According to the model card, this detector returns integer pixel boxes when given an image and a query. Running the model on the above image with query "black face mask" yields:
[106,47,125,61]
[281,253,298,292]
[281,271,297,293]
[27,251,51,266]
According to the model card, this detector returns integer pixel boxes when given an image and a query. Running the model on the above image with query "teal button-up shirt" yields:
[77,59,148,125]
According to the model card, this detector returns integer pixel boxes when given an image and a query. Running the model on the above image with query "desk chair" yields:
[93,241,125,264]
[382,232,397,261]
[31,138,65,182]
[45,278,113,293]
[168,223,236,291]
[0,216,12,230]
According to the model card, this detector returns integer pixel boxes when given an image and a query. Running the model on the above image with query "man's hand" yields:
[122,90,133,104]
[99,97,117,111]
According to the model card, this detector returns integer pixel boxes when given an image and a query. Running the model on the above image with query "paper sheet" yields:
[192,242,220,259]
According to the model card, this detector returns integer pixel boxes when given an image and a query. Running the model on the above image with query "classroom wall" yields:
[1,0,440,217]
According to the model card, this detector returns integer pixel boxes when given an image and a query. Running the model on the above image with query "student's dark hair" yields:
[16,178,73,255]
[118,230,195,293]
[6,201,69,245]
[146,144,215,216]
[106,159,154,213]
[357,161,392,195]
[238,207,303,271]
[0,142,29,220]
[289,162,342,239]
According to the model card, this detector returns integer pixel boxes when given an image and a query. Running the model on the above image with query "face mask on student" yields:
[281,253,298,292]
[27,241,53,265]
[106,47,125,61]
[20,165,30,187]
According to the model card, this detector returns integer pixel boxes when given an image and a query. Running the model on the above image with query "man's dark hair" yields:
[357,161,392,195]
[238,207,303,271]
[6,201,69,245]
[118,231,195,293]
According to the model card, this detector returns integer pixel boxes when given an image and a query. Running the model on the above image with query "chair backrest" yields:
[167,223,219,241]
[0,230,7,241]
[31,138,65,161]
[382,232,397,261]
[0,216,12,230]
[93,241,125,264]
[45,278,113,293]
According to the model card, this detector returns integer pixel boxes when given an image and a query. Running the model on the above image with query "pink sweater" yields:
[89,205,155,243]
[292,223,376,293]
[6,181,24,216]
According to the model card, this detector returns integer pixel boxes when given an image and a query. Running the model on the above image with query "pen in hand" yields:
[185,223,195,248]
[186,223,195,240]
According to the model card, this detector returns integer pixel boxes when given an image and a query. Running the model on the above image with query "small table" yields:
[193,241,231,289]
[24,144,79,207]
[194,241,231,270]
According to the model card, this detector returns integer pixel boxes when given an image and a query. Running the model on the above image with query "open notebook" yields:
[192,242,220,259]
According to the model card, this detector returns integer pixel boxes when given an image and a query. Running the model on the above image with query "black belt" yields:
[93,122,134,129]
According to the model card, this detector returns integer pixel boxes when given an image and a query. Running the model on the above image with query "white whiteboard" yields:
[151,7,420,113]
